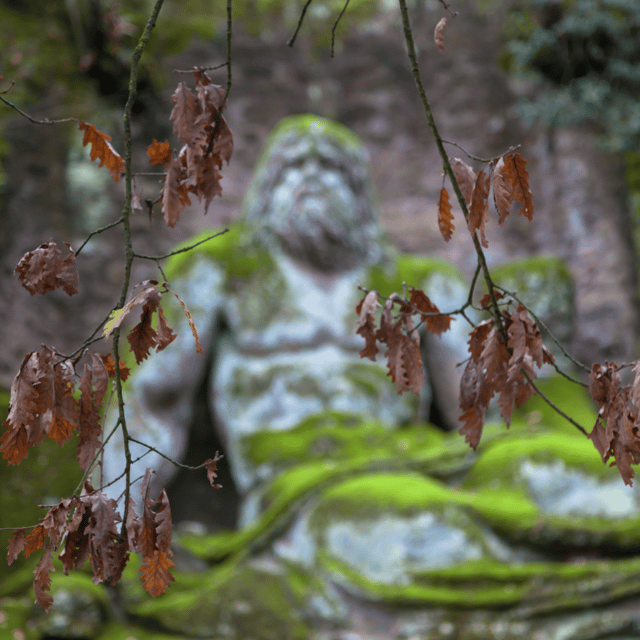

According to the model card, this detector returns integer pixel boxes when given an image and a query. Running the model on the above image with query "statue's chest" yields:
[210,264,419,438]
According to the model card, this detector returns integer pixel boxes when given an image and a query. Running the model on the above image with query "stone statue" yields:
[103,115,470,525]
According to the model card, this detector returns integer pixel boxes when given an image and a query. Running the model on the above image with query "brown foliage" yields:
[434,17,447,51]
[158,70,234,227]
[437,187,454,242]
[15,241,79,296]
[355,288,454,395]
[78,122,125,182]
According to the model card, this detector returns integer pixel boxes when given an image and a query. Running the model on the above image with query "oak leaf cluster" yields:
[356,288,453,394]
[148,69,234,227]
[439,153,534,246]
[3,71,228,609]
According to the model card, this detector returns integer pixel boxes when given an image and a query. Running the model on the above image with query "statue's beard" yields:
[271,191,371,272]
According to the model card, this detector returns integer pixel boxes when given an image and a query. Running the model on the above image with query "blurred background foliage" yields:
[501,0,640,263]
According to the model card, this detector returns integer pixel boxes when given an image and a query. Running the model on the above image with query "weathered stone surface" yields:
[103,116,472,516]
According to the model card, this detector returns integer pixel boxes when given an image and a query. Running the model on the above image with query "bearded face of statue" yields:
[243,117,382,272]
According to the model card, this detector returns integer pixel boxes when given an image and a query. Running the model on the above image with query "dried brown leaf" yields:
[503,153,534,220]
[103,285,162,338]
[170,82,202,143]
[492,157,513,225]
[33,544,55,611]
[409,288,452,336]
[140,549,175,598]
[434,17,447,51]
[24,525,46,558]
[356,291,380,361]
[204,452,224,489]
[459,406,485,450]
[469,170,490,248]
[77,353,108,473]
[7,529,26,565]
[147,139,172,165]
[437,187,454,242]
[167,288,203,354]
[162,153,190,228]
[451,158,476,204]
[78,122,124,182]
[15,240,79,296]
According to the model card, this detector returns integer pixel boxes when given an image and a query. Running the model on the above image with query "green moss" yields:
[367,253,465,296]
[134,563,309,640]
[98,620,188,640]
[163,224,273,282]
[319,552,530,607]
[0,596,38,640]
[262,114,364,157]
[492,254,572,286]
[465,432,608,491]
[512,376,597,434]
[243,411,453,476]
[311,472,540,542]
[320,546,640,609]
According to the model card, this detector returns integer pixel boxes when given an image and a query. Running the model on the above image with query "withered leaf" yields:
[204,452,223,489]
[409,288,452,336]
[78,122,125,182]
[1,347,56,465]
[15,241,79,296]
[77,352,108,473]
[140,549,175,598]
[104,285,162,338]
[162,153,190,228]
[503,153,534,220]
[24,525,46,558]
[170,82,202,144]
[99,353,130,382]
[155,306,177,352]
[154,489,173,552]
[356,291,380,361]
[147,139,172,166]
[451,158,476,204]
[469,170,490,248]
[437,187,454,242]
[492,157,513,225]
[167,287,203,354]
[7,529,27,565]
[434,17,447,51]
[478,289,504,310]
[33,544,55,612]
[459,406,485,450]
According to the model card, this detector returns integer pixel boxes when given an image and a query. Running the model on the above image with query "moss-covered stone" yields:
[132,562,310,640]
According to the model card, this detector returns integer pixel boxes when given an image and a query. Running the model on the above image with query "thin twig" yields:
[115,0,166,540]
[526,376,589,436]
[0,95,78,124]
[438,0,459,18]
[133,228,229,261]
[442,139,521,164]
[397,0,505,342]
[494,285,590,379]
[331,0,351,57]
[204,0,233,160]
[75,216,124,256]
[174,62,228,73]
[288,0,313,47]
[128,437,212,470]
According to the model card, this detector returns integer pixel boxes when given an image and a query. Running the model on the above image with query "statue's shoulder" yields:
[366,249,466,294]
[163,224,275,284]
